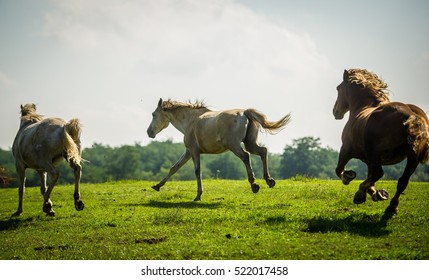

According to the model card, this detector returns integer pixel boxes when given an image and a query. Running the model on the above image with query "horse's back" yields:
[364,102,417,164]
[193,109,249,153]
[367,102,415,136]
[13,118,68,168]
[198,109,247,132]
[407,103,429,121]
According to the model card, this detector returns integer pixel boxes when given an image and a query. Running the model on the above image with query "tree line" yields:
[1,136,428,188]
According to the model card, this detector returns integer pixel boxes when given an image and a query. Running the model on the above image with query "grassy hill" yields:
[1,179,428,260]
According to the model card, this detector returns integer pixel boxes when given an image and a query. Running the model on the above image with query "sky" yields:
[1,0,428,154]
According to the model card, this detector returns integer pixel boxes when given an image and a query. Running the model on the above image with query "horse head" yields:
[147,98,170,138]
[334,69,391,120]
[20,103,37,117]
[333,70,350,120]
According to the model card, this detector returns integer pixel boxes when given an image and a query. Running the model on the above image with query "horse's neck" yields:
[19,115,43,130]
[169,108,207,134]
[348,95,383,118]
[344,106,378,146]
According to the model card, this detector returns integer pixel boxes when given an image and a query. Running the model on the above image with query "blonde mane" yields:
[20,104,44,124]
[347,68,390,103]
[161,99,208,111]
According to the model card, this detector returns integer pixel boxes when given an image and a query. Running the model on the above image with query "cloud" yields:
[421,51,429,63]
[43,0,331,78]
[0,71,17,90]
[40,0,337,152]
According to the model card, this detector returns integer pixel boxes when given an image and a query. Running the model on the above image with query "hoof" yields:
[152,185,161,192]
[372,189,389,202]
[46,210,55,217]
[266,178,276,188]
[75,200,85,211]
[43,202,55,216]
[251,183,260,194]
[382,205,398,220]
[11,210,22,217]
[353,191,366,204]
[342,170,356,185]
[193,197,201,202]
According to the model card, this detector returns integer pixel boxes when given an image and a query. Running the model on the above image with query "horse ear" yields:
[343,69,349,81]
[157,98,163,108]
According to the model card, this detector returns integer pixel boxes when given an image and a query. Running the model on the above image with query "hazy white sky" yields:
[1,0,428,153]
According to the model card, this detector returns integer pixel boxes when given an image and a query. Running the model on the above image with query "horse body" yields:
[12,104,84,216]
[147,98,291,201]
[193,109,249,154]
[342,103,412,165]
[333,69,429,217]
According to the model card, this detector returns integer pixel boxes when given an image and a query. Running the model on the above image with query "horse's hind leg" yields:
[244,141,275,188]
[42,163,59,216]
[71,162,84,211]
[37,170,47,195]
[384,156,418,218]
[354,162,387,204]
[230,145,259,193]
[244,122,275,188]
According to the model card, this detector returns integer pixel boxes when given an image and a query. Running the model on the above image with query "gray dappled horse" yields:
[12,104,84,216]
[147,98,291,201]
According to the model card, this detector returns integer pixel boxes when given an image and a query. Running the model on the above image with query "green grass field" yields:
[0,179,428,260]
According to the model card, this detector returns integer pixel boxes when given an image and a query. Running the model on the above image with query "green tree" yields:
[1,139,427,186]
[205,153,247,180]
[280,136,338,179]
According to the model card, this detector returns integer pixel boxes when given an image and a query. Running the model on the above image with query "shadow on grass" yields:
[127,200,222,209]
[305,213,391,237]
[264,216,287,225]
[0,217,34,231]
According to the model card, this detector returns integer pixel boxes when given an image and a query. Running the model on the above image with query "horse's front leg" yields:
[191,153,203,201]
[12,164,26,217]
[72,163,84,211]
[151,150,191,191]
[336,147,356,185]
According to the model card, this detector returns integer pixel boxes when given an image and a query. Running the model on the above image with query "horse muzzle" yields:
[333,109,344,120]
[147,132,155,139]
[147,128,156,138]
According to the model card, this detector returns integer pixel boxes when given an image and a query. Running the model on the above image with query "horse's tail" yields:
[64,118,82,166]
[244,109,291,134]
[404,114,429,163]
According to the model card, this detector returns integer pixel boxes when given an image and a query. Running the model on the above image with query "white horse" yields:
[147,98,291,201]
[12,104,84,216]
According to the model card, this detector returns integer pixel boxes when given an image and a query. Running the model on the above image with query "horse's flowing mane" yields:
[161,99,209,111]
[347,68,390,103]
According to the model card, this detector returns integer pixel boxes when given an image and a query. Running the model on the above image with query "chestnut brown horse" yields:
[12,104,84,216]
[333,69,429,218]
[147,98,291,201]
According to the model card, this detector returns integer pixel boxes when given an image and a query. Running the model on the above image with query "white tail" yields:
[64,118,82,166]
[244,109,291,134]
